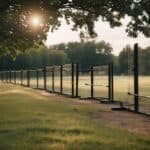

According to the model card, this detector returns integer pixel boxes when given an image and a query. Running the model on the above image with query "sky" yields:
[45,18,150,56]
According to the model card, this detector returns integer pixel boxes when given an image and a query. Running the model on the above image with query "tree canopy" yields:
[0,0,150,56]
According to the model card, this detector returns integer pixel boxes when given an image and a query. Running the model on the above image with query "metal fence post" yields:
[4,71,6,82]
[71,63,75,97]
[7,72,9,83]
[14,71,16,84]
[27,70,30,87]
[5,72,7,83]
[52,67,54,92]
[0,72,1,82]
[91,66,94,99]
[9,71,11,83]
[43,67,47,90]
[2,72,4,82]
[3,72,4,82]
[21,71,23,85]
[3,72,5,83]
[60,65,63,94]
[108,63,114,102]
[76,63,79,97]
[5,72,6,83]
[134,43,139,112]
[36,70,39,89]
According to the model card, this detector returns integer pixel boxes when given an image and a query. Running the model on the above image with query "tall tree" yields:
[118,45,133,75]
[0,0,150,56]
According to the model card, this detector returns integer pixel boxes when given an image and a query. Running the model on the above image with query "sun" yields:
[30,15,42,27]
[32,17,40,26]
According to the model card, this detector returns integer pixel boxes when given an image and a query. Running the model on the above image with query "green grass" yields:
[0,83,149,150]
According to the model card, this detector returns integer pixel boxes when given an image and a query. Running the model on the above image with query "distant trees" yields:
[51,41,113,70]
[0,46,68,70]
[118,45,133,75]
[139,47,150,75]
[117,45,150,75]
[0,41,149,75]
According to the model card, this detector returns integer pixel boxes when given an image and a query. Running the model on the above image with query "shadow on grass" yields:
[25,127,92,136]
[29,136,67,144]
[0,129,15,134]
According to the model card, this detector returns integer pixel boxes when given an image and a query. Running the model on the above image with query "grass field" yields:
[14,75,150,114]
[0,83,150,150]
[16,75,150,100]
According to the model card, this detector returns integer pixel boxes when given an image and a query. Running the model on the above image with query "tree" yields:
[118,45,133,75]
[139,47,150,75]
[65,41,113,69]
[0,0,150,56]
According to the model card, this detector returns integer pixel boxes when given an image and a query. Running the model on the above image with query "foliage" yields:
[118,45,133,75]
[0,41,113,70]
[0,46,68,70]
[0,41,150,75]
[118,45,150,75]
[0,0,150,56]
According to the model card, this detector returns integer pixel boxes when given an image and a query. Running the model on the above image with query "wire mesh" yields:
[78,68,91,98]
[37,69,44,89]
[62,64,72,95]
[30,70,37,88]
[113,50,134,110]
[46,67,53,91]
[16,71,21,84]
[126,50,134,110]
[53,66,61,93]
[93,66,109,99]
[138,50,150,115]
[22,70,27,86]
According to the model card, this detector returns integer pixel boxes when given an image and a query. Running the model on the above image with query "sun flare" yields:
[30,15,42,27]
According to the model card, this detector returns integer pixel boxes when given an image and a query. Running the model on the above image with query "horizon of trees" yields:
[0,41,149,75]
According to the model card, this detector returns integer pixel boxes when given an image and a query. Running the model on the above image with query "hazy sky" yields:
[45,18,150,56]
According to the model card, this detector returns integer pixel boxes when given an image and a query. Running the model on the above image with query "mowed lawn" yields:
[0,83,149,150]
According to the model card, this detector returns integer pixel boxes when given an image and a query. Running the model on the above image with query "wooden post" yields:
[91,66,94,98]
[134,43,139,112]
[71,63,74,97]
[43,67,47,90]
[60,65,63,94]
[108,64,114,101]
[52,67,54,92]
[76,63,79,97]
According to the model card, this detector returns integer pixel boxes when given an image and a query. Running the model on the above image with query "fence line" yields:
[0,63,113,101]
[0,44,149,116]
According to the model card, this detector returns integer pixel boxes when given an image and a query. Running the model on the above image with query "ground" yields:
[0,83,149,150]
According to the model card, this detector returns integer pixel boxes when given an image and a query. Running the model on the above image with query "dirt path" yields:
[38,90,150,136]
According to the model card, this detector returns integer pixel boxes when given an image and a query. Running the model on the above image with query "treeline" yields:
[0,41,149,75]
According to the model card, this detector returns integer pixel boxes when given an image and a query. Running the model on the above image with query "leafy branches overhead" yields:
[0,0,150,56]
